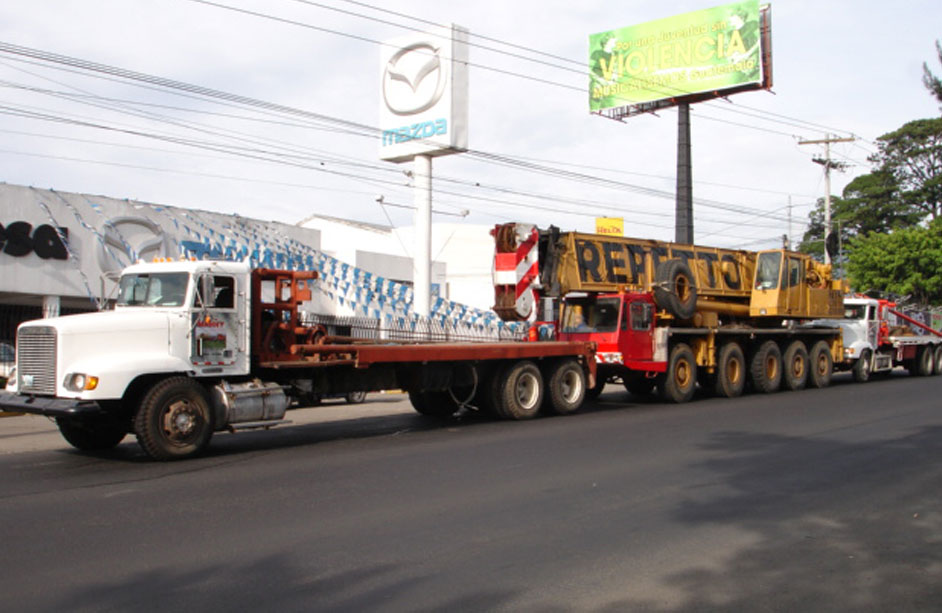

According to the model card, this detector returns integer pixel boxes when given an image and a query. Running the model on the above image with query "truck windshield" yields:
[561,298,620,333]
[117,272,190,307]
[755,252,782,290]
[843,304,867,320]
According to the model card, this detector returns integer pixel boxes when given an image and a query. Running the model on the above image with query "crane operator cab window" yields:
[755,252,782,290]
[561,298,620,333]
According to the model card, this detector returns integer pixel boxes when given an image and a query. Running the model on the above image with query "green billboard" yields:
[589,1,764,112]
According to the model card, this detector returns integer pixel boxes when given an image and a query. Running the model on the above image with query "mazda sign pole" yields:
[414,154,432,318]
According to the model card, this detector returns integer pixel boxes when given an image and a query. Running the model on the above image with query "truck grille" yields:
[17,326,57,395]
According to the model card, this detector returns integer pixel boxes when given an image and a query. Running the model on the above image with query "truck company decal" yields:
[567,234,751,297]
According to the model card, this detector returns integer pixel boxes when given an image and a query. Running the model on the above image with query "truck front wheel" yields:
[935,346,942,375]
[659,343,697,403]
[852,349,872,383]
[56,416,126,451]
[135,377,214,460]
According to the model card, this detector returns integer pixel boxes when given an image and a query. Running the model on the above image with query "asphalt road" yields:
[2,373,941,612]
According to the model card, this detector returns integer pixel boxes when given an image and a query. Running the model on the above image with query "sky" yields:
[0,0,940,252]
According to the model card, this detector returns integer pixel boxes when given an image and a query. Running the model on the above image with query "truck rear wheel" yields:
[56,416,126,451]
[544,359,585,415]
[914,345,934,376]
[934,346,942,375]
[750,341,782,393]
[135,377,214,460]
[852,349,872,383]
[782,341,809,391]
[653,259,698,320]
[808,341,833,388]
[658,343,697,403]
[496,360,544,420]
[714,342,745,398]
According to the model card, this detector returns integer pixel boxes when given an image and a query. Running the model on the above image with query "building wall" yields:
[0,182,322,321]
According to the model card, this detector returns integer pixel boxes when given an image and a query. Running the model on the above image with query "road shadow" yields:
[600,424,942,611]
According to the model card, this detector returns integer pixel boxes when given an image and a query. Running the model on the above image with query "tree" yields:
[797,170,921,259]
[847,218,942,306]
[870,118,942,220]
[924,39,942,107]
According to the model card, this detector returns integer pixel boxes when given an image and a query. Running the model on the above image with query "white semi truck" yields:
[816,297,942,381]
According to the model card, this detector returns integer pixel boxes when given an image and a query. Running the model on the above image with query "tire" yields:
[585,375,606,401]
[782,341,809,391]
[544,359,586,415]
[852,349,872,383]
[714,342,746,398]
[496,360,544,420]
[934,345,942,375]
[56,416,126,451]
[345,390,367,404]
[658,343,697,403]
[808,340,833,388]
[750,340,782,393]
[623,374,657,397]
[914,345,934,376]
[408,391,456,417]
[653,259,698,320]
[134,377,214,460]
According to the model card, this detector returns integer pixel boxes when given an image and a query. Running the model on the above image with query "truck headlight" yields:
[65,373,99,391]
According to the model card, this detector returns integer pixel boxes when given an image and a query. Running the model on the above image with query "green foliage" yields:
[924,40,942,107]
[871,118,942,220]
[847,219,942,306]
[797,170,921,259]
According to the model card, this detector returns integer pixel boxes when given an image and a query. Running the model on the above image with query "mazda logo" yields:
[382,41,448,116]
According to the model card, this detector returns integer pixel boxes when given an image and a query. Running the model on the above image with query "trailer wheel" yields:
[808,341,833,388]
[658,343,697,403]
[782,341,809,391]
[750,340,782,393]
[852,349,872,383]
[408,391,456,417]
[544,360,586,415]
[56,416,127,451]
[914,345,934,376]
[135,377,214,460]
[714,342,746,398]
[934,346,942,375]
[496,360,544,420]
[653,259,698,320]
[345,391,367,404]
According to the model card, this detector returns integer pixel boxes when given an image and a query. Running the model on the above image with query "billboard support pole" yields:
[414,153,432,318]
[675,102,693,244]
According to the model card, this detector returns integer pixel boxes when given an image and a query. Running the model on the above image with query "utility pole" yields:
[787,194,792,250]
[798,134,854,265]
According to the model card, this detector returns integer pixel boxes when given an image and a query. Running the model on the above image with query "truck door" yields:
[619,297,654,362]
[191,273,247,373]
[783,256,804,315]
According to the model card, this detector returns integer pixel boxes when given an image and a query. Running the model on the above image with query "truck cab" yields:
[8,259,252,403]
[557,292,666,395]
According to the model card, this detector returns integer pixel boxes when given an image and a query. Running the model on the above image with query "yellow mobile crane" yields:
[493,223,845,402]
